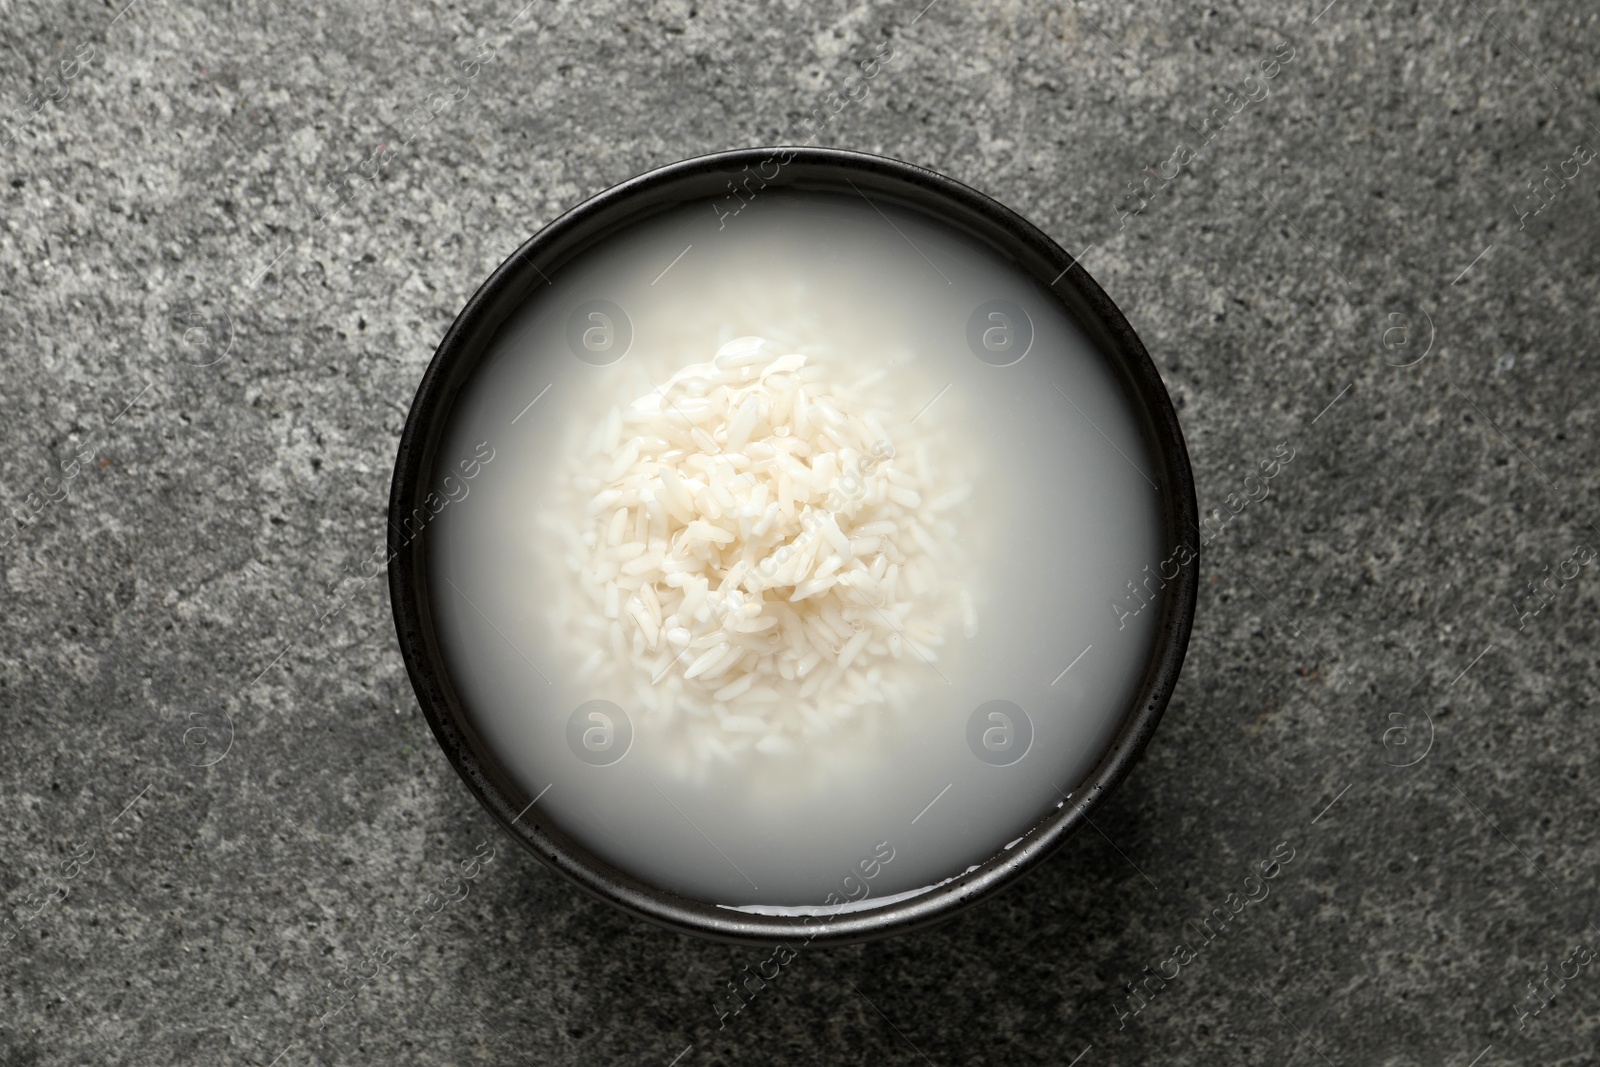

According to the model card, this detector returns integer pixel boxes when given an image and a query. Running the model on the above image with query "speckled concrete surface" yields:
[2,0,1598,1064]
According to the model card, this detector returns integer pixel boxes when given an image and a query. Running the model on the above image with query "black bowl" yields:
[388,146,1198,944]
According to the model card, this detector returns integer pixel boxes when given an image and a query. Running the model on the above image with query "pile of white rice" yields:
[550,336,973,769]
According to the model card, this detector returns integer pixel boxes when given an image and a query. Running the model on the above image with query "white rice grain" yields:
[551,336,975,765]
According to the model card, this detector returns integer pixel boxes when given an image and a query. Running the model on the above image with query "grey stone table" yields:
[3,0,1597,1064]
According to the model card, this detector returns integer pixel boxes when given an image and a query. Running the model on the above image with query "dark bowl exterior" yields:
[388,147,1199,945]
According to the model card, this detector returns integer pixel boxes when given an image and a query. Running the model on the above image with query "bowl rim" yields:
[388,145,1199,945]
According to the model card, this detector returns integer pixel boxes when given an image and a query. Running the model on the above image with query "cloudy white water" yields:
[428,189,1166,907]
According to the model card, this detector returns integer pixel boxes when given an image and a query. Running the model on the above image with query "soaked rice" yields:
[550,336,973,769]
